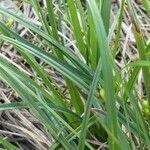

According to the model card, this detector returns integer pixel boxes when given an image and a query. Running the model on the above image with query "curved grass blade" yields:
[85,0,119,149]
[0,35,90,90]
[0,66,75,150]
[0,8,91,76]
[0,21,85,115]
[0,57,94,149]
[0,102,28,111]
[0,22,67,107]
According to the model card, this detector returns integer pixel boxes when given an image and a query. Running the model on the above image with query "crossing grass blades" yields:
[0,0,150,149]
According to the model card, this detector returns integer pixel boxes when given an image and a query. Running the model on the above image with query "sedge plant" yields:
[0,0,150,149]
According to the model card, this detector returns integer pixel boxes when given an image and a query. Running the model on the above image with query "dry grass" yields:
[0,0,150,149]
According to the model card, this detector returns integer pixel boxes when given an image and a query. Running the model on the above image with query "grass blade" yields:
[0,102,28,111]
[78,0,119,149]
[66,0,87,60]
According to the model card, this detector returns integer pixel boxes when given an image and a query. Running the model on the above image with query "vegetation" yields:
[0,0,150,149]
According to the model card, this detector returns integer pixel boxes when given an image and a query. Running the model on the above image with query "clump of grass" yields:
[0,0,150,149]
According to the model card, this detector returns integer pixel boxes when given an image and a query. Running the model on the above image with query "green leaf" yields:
[0,8,91,76]
[0,102,28,111]
[67,0,87,60]
[78,0,119,149]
